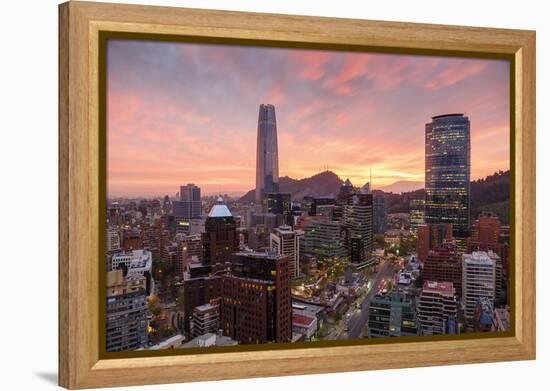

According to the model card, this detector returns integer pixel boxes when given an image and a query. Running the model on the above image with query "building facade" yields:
[462,251,496,324]
[303,219,347,259]
[417,223,453,262]
[106,270,148,352]
[175,183,202,220]
[423,244,463,297]
[255,104,279,203]
[270,225,302,278]
[368,292,420,338]
[417,281,457,335]
[202,197,239,266]
[341,192,374,264]
[425,114,471,251]
[221,252,292,344]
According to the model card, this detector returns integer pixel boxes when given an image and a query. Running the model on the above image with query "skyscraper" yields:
[221,252,292,344]
[341,191,374,264]
[174,184,201,220]
[270,225,303,278]
[462,251,496,324]
[255,104,279,203]
[425,114,471,251]
[202,197,239,266]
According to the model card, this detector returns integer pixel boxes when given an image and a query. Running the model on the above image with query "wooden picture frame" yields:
[59,1,536,389]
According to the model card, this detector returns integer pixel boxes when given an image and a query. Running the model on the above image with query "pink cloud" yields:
[290,51,331,80]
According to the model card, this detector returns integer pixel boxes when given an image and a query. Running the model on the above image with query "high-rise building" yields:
[423,243,463,297]
[373,193,388,234]
[106,270,148,352]
[190,301,220,338]
[174,183,201,220]
[462,251,496,324]
[183,275,223,335]
[221,252,292,344]
[417,223,453,262]
[341,191,374,264]
[266,192,292,225]
[202,197,239,266]
[367,292,420,338]
[467,213,509,287]
[270,225,303,278]
[303,219,347,259]
[409,199,425,234]
[417,281,457,335]
[425,114,471,251]
[255,104,279,203]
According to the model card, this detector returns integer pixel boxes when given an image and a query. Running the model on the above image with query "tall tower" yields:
[255,104,279,204]
[202,197,239,266]
[425,113,471,251]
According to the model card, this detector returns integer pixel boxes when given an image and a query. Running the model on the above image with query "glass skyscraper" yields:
[425,113,471,250]
[255,104,279,203]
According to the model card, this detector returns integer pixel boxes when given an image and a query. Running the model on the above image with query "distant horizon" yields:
[107,168,509,199]
[108,40,510,198]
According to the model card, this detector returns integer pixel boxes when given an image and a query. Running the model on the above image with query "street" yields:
[339,259,397,339]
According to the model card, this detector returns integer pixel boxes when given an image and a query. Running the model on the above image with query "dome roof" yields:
[208,197,232,218]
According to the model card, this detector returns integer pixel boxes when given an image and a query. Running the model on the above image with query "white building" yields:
[111,249,154,293]
[270,226,303,278]
[292,313,317,340]
[462,251,496,322]
[106,228,121,252]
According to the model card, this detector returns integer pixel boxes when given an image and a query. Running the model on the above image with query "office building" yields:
[409,199,425,234]
[425,114,471,251]
[467,213,509,285]
[373,193,388,234]
[255,104,279,203]
[423,244,463,297]
[367,292,420,338]
[417,223,453,262]
[174,183,202,220]
[341,191,374,264]
[462,251,496,323]
[417,281,457,335]
[266,192,292,225]
[303,219,347,259]
[202,197,239,266]
[221,252,292,344]
[190,302,220,338]
[106,270,148,352]
[106,227,121,253]
[270,225,303,278]
[183,275,223,335]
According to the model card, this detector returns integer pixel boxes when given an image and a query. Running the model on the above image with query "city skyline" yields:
[107,40,510,197]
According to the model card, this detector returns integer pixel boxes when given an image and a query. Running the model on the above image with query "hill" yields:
[239,170,343,203]
[239,170,511,224]
[378,180,424,194]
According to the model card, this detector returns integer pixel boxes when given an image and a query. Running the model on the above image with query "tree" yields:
[148,295,162,317]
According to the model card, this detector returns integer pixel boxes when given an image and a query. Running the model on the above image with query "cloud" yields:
[107,40,510,197]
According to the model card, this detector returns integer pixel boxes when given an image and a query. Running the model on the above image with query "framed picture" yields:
[59,1,536,389]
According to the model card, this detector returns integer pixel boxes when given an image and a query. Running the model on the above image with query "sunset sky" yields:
[107,40,510,198]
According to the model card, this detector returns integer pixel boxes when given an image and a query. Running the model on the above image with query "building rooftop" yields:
[208,197,232,218]
[431,113,466,120]
[463,251,496,265]
[180,333,237,348]
[194,303,218,312]
[292,314,316,327]
[422,280,454,296]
